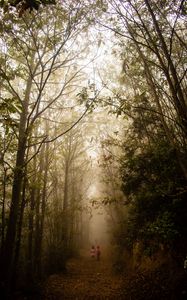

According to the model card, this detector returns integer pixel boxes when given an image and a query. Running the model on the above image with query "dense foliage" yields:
[120,124,187,255]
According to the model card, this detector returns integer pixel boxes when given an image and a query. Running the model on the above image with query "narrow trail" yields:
[42,249,125,299]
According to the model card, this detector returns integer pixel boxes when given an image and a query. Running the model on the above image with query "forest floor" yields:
[14,249,187,299]
[41,249,187,300]
[42,249,125,299]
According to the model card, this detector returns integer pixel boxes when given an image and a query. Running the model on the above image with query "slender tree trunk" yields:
[0,58,34,296]
[144,0,187,132]
[130,30,187,181]
[33,163,42,278]
[27,152,37,283]
[27,185,36,281]
[62,160,69,253]
[63,162,69,212]
[37,142,49,278]
[12,174,27,290]
[1,167,7,256]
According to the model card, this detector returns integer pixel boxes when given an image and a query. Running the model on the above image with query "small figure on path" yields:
[96,245,101,261]
[184,255,187,272]
[90,245,96,258]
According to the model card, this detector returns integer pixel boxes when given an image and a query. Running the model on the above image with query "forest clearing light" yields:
[87,148,98,159]
[87,184,109,245]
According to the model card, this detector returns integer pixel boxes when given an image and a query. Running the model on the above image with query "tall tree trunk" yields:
[37,141,49,279]
[62,160,69,254]
[144,0,187,133]
[1,167,7,257]
[27,185,36,281]
[11,174,27,290]
[0,57,34,296]
[129,27,187,181]
[33,154,43,278]
[27,153,37,283]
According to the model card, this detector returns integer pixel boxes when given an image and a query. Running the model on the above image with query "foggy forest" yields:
[0,0,187,299]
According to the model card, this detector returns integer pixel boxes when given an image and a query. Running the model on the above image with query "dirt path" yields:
[42,250,125,299]
[41,249,187,300]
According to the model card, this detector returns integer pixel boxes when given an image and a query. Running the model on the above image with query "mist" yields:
[1,1,187,299]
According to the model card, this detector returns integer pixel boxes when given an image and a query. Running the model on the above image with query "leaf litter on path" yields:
[42,254,125,299]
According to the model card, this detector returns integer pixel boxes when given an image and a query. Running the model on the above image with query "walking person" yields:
[96,245,101,261]
[184,255,187,272]
[90,245,96,258]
